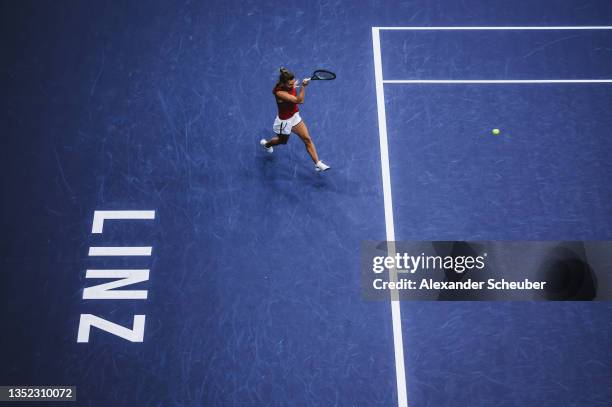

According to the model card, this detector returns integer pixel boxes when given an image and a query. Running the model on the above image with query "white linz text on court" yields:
[77,210,155,343]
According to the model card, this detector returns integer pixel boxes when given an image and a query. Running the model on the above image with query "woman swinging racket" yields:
[260,67,330,172]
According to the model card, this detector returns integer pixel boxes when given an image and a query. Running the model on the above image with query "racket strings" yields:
[312,70,336,80]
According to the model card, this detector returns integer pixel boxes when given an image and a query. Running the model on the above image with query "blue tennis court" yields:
[1,1,612,406]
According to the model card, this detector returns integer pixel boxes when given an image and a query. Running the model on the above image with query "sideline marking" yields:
[372,27,408,407]
[384,79,612,84]
[374,26,612,30]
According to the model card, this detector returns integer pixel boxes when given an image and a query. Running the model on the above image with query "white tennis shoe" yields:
[260,139,273,153]
[314,160,330,172]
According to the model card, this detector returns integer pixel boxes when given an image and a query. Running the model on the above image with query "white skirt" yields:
[273,112,302,135]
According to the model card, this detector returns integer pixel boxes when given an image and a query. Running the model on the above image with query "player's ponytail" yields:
[278,67,295,84]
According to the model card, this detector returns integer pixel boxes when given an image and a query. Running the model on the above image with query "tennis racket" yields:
[307,69,336,81]
[298,70,336,86]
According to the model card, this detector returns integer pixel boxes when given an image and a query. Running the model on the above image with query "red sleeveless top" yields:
[273,84,299,120]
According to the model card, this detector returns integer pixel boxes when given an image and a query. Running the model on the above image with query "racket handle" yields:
[296,78,311,87]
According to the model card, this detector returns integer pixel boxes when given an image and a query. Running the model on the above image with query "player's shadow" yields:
[252,130,360,196]
[536,244,597,301]
[433,241,490,300]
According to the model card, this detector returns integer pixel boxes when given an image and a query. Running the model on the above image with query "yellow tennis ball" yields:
[492,129,500,135]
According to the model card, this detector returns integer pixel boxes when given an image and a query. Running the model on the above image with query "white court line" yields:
[384,79,612,84]
[88,247,153,256]
[374,26,612,30]
[373,25,612,407]
[372,27,409,407]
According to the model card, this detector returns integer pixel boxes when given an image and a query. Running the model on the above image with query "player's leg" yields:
[291,121,319,163]
[265,133,289,147]
[292,121,330,171]
[260,120,290,152]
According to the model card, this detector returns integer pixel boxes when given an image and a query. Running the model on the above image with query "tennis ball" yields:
[492,129,500,135]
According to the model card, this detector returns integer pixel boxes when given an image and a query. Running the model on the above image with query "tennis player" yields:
[260,67,330,172]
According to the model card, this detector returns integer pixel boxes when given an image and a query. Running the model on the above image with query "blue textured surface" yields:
[1,0,611,406]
